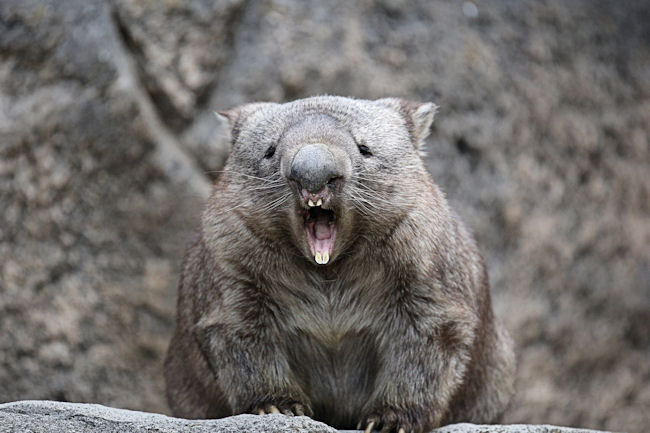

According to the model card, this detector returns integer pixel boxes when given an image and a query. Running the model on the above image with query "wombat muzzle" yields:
[289,143,340,193]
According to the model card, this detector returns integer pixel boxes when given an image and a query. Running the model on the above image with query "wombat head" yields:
[215,96,436,266]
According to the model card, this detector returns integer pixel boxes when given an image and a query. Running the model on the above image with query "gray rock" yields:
[0,0,208,415]
[0,400,337,432]
[432,424,617,433]
[0,401,616,433]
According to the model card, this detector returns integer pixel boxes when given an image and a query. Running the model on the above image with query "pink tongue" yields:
[314,221,332,240]
[314,237,333,255]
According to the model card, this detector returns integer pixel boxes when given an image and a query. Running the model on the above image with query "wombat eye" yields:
[357,143,372,157]
[264,145,276,159]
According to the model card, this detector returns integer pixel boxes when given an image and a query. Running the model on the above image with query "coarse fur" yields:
[164,96,515,432]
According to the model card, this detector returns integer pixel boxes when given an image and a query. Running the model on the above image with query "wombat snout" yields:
[289,143,340,193]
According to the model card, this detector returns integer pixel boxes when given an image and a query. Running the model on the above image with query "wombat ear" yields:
[214,106,246,146]
[214,103,276,146]
[376,98,438,149]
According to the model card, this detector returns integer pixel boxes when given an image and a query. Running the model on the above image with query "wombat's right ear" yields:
[376,98,438,149]
[215,103,275,145]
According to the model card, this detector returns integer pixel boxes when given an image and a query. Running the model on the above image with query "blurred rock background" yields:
[0,1,648,432]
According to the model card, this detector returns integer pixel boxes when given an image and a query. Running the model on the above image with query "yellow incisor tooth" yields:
[308,199,315,207]
[316,198,322,206]
[322,251,329,264]
[315,252,322,264]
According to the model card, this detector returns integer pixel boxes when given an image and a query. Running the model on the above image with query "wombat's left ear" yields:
[376,98,438,149]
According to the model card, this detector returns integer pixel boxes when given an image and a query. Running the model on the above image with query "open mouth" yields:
[304,203,337,265]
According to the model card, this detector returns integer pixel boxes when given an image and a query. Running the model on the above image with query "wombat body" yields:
[164,96,515,432]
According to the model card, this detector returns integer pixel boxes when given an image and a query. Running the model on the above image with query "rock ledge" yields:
[0,401,615,433]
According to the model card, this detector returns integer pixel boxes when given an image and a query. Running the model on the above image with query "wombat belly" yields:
[283,329,379,428]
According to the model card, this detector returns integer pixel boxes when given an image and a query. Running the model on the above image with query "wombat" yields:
[164,96,515,433]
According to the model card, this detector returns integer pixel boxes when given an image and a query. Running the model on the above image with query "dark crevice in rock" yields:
[454,137,480,170]
[106,4,211,198]
[193,0,251,114]
[109,1,250,136]
[111,8,190,133]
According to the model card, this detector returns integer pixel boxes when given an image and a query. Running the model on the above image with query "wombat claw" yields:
[256,404,280,415]
[362,416,411,433]
[363,420,375,433]
[255,402,306,416]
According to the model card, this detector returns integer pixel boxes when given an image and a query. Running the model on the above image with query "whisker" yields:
[347,194,393,215]
[238,184,287,193]
[349,188,400,208]
[210,193,289,216]
[211,202,250,215]
[253,194,292,216]
[206,170,284,184]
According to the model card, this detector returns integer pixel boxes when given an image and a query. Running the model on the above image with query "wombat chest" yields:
[283,327,379,427]
[273,268,390,426]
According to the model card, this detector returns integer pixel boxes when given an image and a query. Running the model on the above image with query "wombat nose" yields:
[290,143,339,193]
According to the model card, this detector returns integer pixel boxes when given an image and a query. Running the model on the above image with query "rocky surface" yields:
[0,400,337,433]
[0,1,648,433]
[0,401,615,433]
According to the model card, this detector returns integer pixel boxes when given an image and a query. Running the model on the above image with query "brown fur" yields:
[164,96,515,432]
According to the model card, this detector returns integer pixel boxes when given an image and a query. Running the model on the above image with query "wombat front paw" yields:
[251,400,311,417]
[360,405,434,433]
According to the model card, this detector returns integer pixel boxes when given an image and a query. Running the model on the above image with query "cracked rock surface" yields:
[0,401,614,433]
[0,1,648,433]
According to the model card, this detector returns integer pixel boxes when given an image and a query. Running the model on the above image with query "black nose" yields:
[290,143,338,193]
